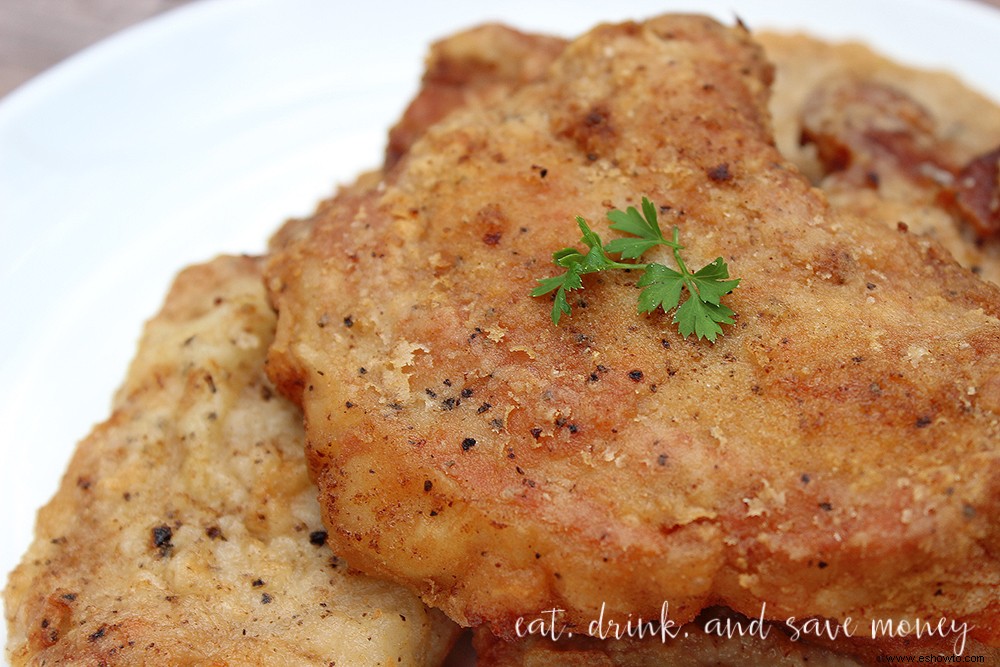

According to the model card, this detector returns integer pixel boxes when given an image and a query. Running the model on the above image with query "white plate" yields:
[2,0,998,661]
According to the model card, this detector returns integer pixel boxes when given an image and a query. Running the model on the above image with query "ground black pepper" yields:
[151,525,173,557]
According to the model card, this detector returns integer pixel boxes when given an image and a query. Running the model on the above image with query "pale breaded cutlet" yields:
[3,255,458,665]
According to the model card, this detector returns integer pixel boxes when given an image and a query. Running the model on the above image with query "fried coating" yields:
[3,256,458,665]
[385,23,566,171]
[760,32,1000,284]
[265,13,1000,651]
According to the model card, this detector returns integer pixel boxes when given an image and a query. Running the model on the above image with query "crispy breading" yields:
[760,32,1000,285]
[3,256,458,665]
[265,14,1000,651]
[385,23,567,170]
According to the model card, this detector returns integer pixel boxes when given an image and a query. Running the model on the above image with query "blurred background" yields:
[2,0,999,99]
[0,0,194,97]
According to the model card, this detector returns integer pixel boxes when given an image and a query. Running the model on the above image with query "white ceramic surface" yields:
[2,0,998,661]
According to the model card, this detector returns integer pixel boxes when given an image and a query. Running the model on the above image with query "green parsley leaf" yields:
[674,294,736,342]
[531,217,630,324]
[532,198,740,341]
[636,263,684,313]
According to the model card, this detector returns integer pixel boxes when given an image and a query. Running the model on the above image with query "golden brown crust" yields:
[385,23,567,170]
[266,14,1000,649]
[760,32,1000,285]
[4,256,458,666]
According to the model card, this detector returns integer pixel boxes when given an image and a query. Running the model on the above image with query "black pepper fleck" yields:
[477,402,491,414]
[309,530,328,546]
[423,480,433,492]
[151,525,173,557]
[707,163,732,182]
[261,593,273,604]
[628,370,644,382]
[461,438,477,451]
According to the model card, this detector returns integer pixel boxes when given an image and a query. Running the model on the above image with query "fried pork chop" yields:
[3,256,458,665]
[265,14,1000,651]
[760,32,1000,285]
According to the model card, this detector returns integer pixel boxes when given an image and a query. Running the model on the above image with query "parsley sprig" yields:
[531,198,740,342]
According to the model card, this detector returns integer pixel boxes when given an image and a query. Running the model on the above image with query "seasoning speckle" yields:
[461,438,477,451]
[707,163,732,182]
[151,525,173,557]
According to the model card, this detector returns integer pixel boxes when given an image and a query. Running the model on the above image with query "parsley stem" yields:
[670,227,690,277]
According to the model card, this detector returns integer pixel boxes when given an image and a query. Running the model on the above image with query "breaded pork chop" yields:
[760,32,1000,285]
[384,23,566,171]
[265,13,1000,649]
[3,256,458,665]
